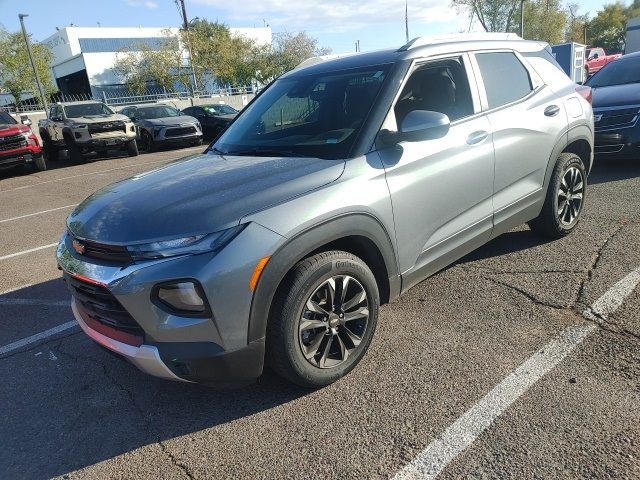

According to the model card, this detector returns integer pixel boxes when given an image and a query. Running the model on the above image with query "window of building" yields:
[78,37,170,53]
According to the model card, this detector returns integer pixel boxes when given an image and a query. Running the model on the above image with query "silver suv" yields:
[56,34,594,387]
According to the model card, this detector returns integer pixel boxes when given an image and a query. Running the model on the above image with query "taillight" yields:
[576,85,592,105]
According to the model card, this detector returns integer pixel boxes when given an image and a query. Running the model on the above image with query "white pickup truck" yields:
[38,101,138,162]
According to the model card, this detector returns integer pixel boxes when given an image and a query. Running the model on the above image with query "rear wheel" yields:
[529,152,586,238]
[267,251,379,388]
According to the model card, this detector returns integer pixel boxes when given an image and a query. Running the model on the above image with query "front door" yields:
[377,55,496,291]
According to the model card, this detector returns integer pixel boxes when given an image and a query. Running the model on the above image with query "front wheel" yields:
[529,152,586,238]
[266,251,379,388]
[32,153,47,172]
[140,130,155,152]
[126,139,139,157]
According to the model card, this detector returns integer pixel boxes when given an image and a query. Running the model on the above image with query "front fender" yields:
[247,213,400,343]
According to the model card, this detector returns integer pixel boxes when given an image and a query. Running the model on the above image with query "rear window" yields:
[476,52,533,109]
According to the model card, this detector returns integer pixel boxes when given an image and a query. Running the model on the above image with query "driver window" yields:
[393,57,474,129]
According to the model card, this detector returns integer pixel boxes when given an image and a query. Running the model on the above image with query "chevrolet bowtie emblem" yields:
[72,239,86,255]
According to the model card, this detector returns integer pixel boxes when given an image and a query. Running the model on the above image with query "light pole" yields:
[520,0,526,38]
[18,14,48,113]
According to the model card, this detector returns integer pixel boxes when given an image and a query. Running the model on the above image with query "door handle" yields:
[466,130,489,145]
[544,105,561,117]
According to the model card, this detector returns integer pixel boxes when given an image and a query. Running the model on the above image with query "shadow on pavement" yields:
[588,157,640,185]
[457,228,553,265]
[0,280,308,480]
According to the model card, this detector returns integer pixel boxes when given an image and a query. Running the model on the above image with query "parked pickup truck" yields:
[0,110,46,172]
[39,101,138,162]
[586,47,622,77]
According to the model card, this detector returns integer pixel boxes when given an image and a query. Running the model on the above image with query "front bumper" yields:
[76,136,134,149]
[0,149,43,169]
[594,130,640,158]
[57,223,283,384]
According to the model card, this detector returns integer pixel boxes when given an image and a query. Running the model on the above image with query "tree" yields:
[588,2,629,51]
[254,32,332,83]
[521,0,567,44]
[566,3,590,43]
[0,28,55,107]
[452,0,521,32]
[113,30,188,94]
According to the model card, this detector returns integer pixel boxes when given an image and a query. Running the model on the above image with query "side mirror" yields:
[382,110,450,144]
[20,115,32,126]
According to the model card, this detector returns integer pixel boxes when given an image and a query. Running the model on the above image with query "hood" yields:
[67,153,345,243]
[143,115,197,126]
[68,113,130,123]
[591,82,640,109]
[0,124,30,136]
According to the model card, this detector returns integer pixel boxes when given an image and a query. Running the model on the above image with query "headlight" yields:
[195,121,201,131]
[153,127,163,137]
[69,122,88,129]
[127,225,245,260]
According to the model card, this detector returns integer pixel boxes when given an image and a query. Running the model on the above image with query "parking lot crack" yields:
[485,276,567,310]
[576,221,629,308]
[583,309,640,343]
[158,441,195,479]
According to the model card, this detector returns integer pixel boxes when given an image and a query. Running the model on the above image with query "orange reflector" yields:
[249,256,270,291]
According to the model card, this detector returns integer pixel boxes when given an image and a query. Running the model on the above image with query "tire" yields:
[140,130,155,152]
[40,132,59,161]
[67,141,83,164]
[126,139,139,157]
[32,153,47,172]
[266,251,379,388]
[528,153,586,238]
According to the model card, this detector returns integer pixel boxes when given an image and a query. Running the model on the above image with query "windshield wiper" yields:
[223,148,297,157]
[207,146,228,156]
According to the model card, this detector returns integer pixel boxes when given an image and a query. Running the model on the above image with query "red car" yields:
[586,47,622,77]
[0,110,46,172]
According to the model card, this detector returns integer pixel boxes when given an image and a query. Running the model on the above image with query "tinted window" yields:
[64,103,114,118]
[213,65,390,160]
[0,111,17,124]
[586,56,640,88]
[476,52,533,109]
[136,106,181,119]
[395,57,474,126]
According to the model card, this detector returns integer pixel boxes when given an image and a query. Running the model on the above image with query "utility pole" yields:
[177,0,198,93]
[405,1,409,43]
[18,14,48,113]
[520,0,526,38]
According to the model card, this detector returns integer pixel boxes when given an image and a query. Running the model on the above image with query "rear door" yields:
[377,54,495,289]
[471,50,567,236]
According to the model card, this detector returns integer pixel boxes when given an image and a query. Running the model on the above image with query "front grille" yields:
[70,234,133,265]
[595,107,640,132]
[165,126,197,137]
[88,121,126,134]
[65,273,143,335]
[0,134,27,152]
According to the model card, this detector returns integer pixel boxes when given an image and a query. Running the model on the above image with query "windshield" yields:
[586,56,640,88]
[0,111,17,125]
[136,105,181,120]
[204,104,238,115]
[212,65,390,159]
[64,103,114,118]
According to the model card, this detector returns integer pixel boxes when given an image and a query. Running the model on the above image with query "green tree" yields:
[254,31,332,83]
[113,30,188,94]
[452,0,521,32]
[0,28,55,107]
[588,2,629,51]
[566,3,590,43]
[520,0,567,44]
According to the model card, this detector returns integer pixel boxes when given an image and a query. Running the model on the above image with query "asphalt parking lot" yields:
[1,149,639,479]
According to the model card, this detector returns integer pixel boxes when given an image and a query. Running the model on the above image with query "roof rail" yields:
[398,33,522,52]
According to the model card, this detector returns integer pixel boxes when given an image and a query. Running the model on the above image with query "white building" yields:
[41,26,272,96]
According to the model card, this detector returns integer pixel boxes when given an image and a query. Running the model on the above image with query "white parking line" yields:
[0,321,77,356]
[0,243,58,262]
[393,266,640,480]
[0,204,77,224]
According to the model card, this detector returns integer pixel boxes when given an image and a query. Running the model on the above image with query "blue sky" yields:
[0,0,623,53]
